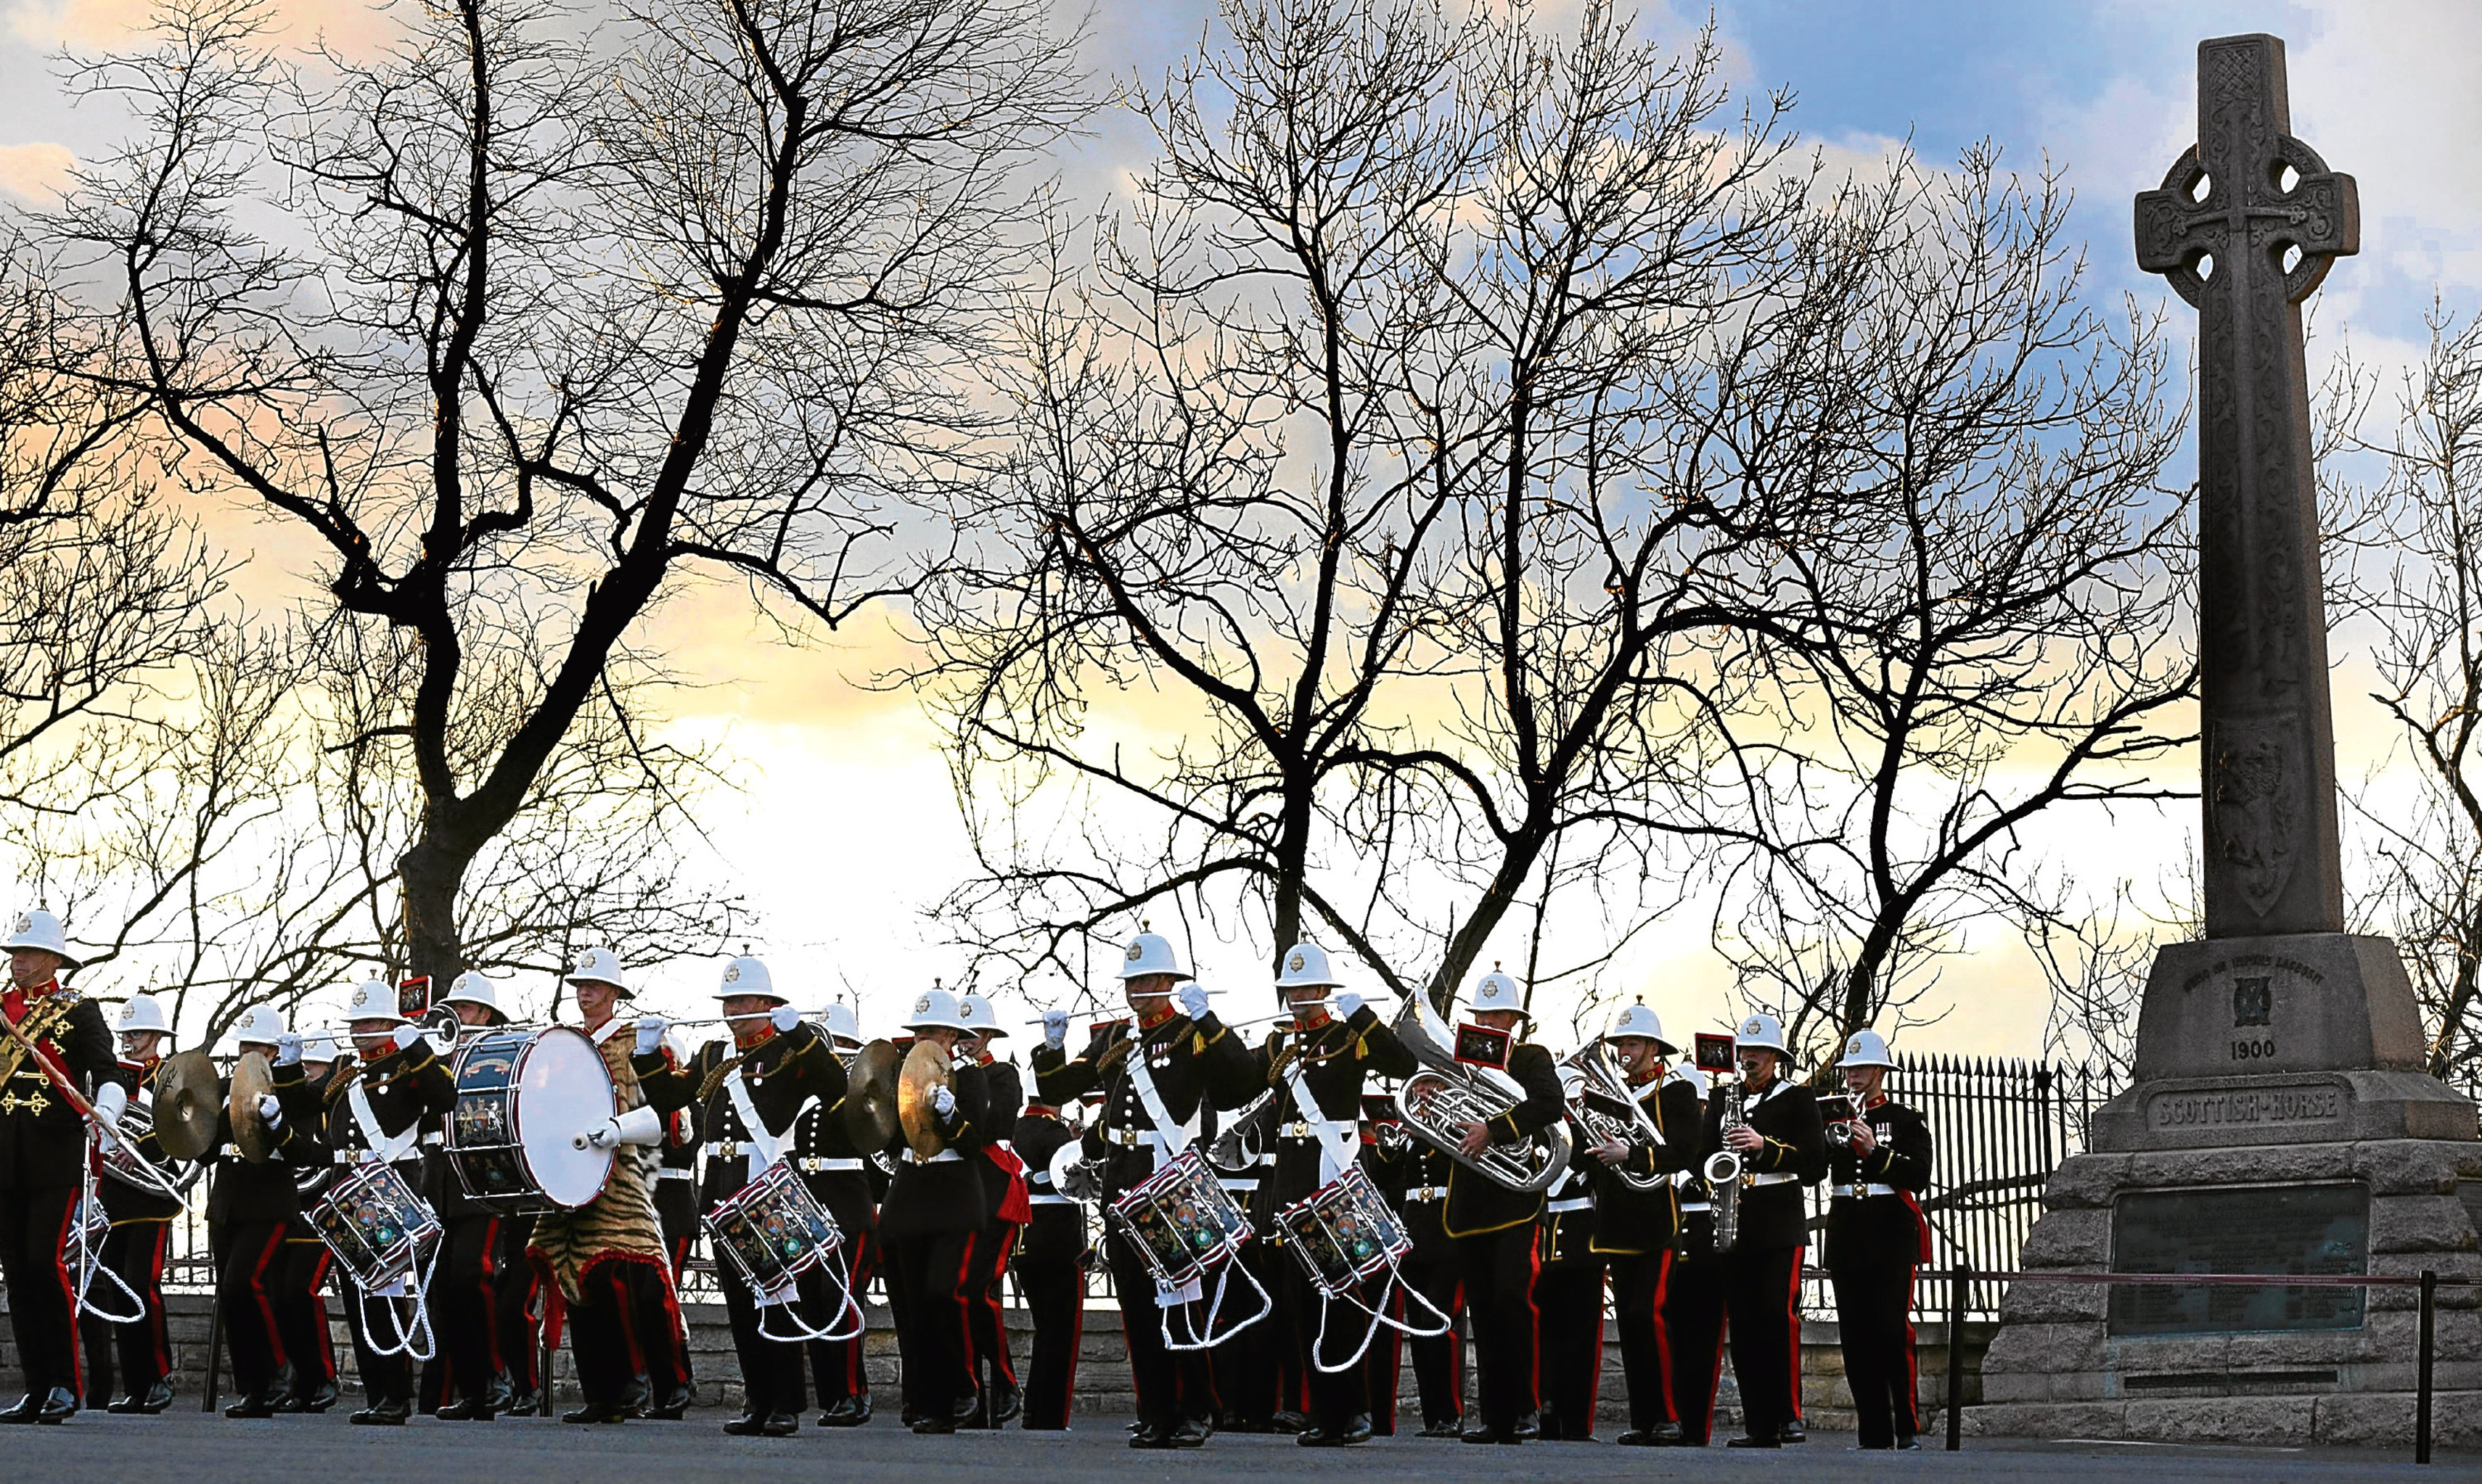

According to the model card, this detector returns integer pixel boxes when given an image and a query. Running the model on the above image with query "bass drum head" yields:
[514,1027,619,1208]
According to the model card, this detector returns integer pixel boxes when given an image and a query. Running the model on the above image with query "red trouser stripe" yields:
[249,1227,290,1371]
[303,1248,336,1381]
[1785,1244,1806,1420]
[953,1232,981,1393]
[1522,1238,1543,1410]
[1900,1266,1921,1434]
[477,1217,504,1375]
[146,1224,174,1373]
[1651,1249,1678,1424]
[49,1195,81,1398]
[983,1227,1018,1385]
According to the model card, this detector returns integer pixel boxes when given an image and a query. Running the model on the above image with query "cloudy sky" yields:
[3,0,2476,1051]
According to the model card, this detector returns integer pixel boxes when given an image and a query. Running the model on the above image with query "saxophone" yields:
[1702,1077,1748,1252]
[1390,993,1573,1194]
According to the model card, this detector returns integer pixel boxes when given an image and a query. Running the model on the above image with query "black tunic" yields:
[1240,1007,1416,1223]
[1012,1103,1084,1266]
[1823,1094,1933,1269]
[0,988,113,1191]
[96,1057,190,1223]
[633,1023,841,1209]
[1585,1077,1699,1257]
[1438,1041,1567,1239]
[1029,1009,1257,1199]
[879,1057,996,1237]
[1695,1076,1828,1252]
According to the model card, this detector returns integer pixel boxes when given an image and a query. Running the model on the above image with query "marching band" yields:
[0,910,1938,1451]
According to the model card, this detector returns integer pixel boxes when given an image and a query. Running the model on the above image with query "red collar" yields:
[1026,1103,1060,1118]
[2,980,62,1017]
[1136,1002,1176,1031]
[732,1022,779,1053]
[1862,1092,1890,1111]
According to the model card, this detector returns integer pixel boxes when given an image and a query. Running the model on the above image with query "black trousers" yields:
[1535,1256,1605,1438]
[1662,1224,1727,1444]
[1721,1242,1804,1440]
[1208,1240,1282,1424]
[105,1222,174,1398]
[340,1269,413,1405]
[1451,1223,1539,1434]
[1104,1230,1217,1429]
[1831,1261,1919,1446]
[720,1264,827,1418]
[1277,1260,1372,1428]
[210,1218,291,1399]
[1607,1249,1675,1431]
[1399,1250,1463,1426]
[432,1213,506,1404]
[1,1186,81,1398]
[892,1228,979,1421]
[963,1221,1020,1398]
[620,1259,692,1400]
[1015,1238,1082,1429]
[806,1226,874,1409]
[496,1215,539,1395]
[568,1259,658,1410]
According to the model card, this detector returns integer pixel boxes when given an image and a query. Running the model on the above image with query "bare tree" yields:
[49,0,1079,979]
[1704,149,2194,1055]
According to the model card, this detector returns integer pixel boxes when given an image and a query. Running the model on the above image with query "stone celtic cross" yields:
[2135,34,2359,940]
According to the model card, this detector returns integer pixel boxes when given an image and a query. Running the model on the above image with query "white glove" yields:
[391,1022,423,1053]
[255,1092,284,1132]
[1177,983,1211,1020]
[635,1016,668,1055]
[275,1032,304,1068]
[1335,992,1365,1020]
[770,1003,799,1034]
[931,1084,956,1118]
[93,1081,128,1127]
[1042,1008,1069,1051]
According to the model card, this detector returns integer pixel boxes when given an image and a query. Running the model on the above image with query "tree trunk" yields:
[399,835,468,987]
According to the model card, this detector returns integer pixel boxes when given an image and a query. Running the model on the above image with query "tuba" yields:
[1389,993,1571,1194]
[1561,1040,1667,1193]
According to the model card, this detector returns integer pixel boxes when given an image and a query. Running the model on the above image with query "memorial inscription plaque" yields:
[2109,1183,2368,1336]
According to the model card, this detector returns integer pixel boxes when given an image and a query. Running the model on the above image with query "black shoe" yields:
[1298,1425,1345,1448]
[349,1397,412,1427]
[435,1395,497,1422]
[20,1388,76,1424]
[1536,1412,1564,1442]
[1270,1409,1307,1435]
[912,1415,958,1435]
[985,1380,1022,1426]
[1128,1422,1174,1450]
[723,1411,765,1436]
[564,1402,633,1424]
[763,1412,799,1438]
[223,1391,278,1420]
[1777,1422,1807,1444]
[1169,1419,1209,1448]
[1514,1410,1540,1441]
[817,1394,873,1428]
[1652,1421,1685,1446]
[1617,1429,1658,1446]
[643,1386,692,1421]
[1725,1434,1780,1448]
[1894,1437,1921,1451]
[949,1392,983,1424]
[1417,1417,1462,1439]
[486,1376,515,1414]
[504,1387,540,1417]
[108,1379,176,1415]
[1462,1423,1512,1444]
[297,1381,339,1415]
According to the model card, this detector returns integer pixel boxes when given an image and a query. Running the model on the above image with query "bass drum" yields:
[446,1027,618,1212]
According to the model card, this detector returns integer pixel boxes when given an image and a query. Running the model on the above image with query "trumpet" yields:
[1561,1040,1668,1192]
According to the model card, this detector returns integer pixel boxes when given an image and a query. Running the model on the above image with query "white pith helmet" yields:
[1840,1028,1896,1070]
[1116,927,1187,982]
[3,907,78,969]
[1467,964,1531,1021]
[904,984,971,1033]
[715,955,782,1003]
[441,970,506,1022]
[1274,941,1341,992]
[302,1030,347,1065]
[564,945,631,997]
[232,1003,286,1047]
[1605,1000,1677,1055]
[821,1003,862,1045]
[342,978,408,1027]
[1665,1062,1710,1097]
[957,992,1007,1039]
[1735,1012,1793,1062]
[117,993,172,1038]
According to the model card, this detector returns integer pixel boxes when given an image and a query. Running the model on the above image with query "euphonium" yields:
[1390,993,1571,1194]
[1702,1077,1748,1252]
[1560,1040,1666,1193]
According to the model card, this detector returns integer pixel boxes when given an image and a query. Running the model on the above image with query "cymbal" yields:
[151,1050,220,1162]
[895,1039,953,1162]
[229,1049,276,1163]
[842,1039,903,1152]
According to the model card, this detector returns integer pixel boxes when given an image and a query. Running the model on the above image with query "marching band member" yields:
[1532,1147,1603,1440]
[1701,1012,1826,1448]
[1824,1029,1933,1452]
[540,947,692,1425]
[880,986,997,1434]
[424,971,518,1420]
[1584,1003,1697,1446]
[207,1003,319,1419]
[276,978,457,1426]
[792,1003,874,1428]
[1206,1090,1286,1434]
[1439,966,1564,1446]
[0,910,114,1423]
[1660,1058,1723,1444]
[273,1031,346,1415]
[1368,1094,1464,1437]
[1246,941,1413,1448]
[632,953,840,1437]
[1009,1080,1085,1430]
[1029,928,1256,1450]
[89,993,187,1415]
[956,991,1028,1427]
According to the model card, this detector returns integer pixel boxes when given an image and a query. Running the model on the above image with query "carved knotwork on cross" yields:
[2135,34,2358,309]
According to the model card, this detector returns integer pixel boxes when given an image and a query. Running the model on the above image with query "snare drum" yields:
[446,1027,618,1212]
[702,1160,845,1295]
[1277,1165,1410,1298]
[309,1161,443,1291]
[1106,1147,1253,1290]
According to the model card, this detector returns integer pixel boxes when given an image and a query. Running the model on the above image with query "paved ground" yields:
[1,1408,2466,1482]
